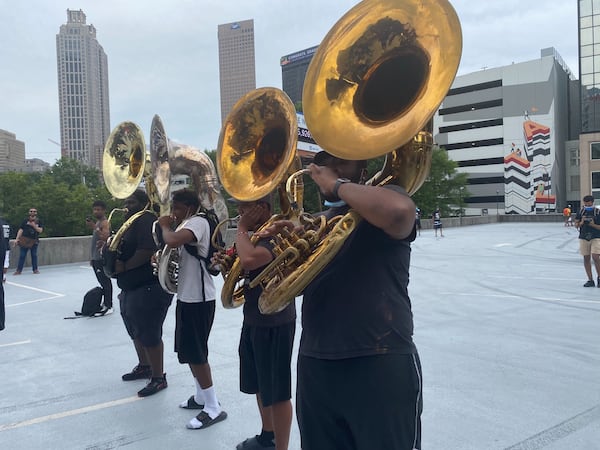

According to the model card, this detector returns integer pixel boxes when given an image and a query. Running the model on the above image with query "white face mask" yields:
[324,199,347,208]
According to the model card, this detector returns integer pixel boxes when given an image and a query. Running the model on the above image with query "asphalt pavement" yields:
[0,222,598,449]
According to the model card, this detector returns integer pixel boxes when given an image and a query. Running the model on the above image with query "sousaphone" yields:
[254,0,463,313]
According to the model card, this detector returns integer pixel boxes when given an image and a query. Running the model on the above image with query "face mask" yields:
[585,206,595,212]
[324,199,347,208]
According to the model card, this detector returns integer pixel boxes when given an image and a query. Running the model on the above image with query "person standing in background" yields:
[86,200,113,314]
[415,207,422,236]
[432,207,444,238]
[13,208,43,274]
[0,216,9,330]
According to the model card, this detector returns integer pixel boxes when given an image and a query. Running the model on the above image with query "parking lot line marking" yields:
[5,282,65,307]
[0,396,142,432]
[453,292,600,304]
[0,340,31,348]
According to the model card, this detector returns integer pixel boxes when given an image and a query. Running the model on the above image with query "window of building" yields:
[591,142,600,159]
[570,148,580,166]
[592,172,600,197]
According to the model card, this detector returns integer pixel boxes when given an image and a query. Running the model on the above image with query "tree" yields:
[411,146,468,218]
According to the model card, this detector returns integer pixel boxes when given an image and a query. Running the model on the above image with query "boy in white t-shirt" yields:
[158,189,227,430]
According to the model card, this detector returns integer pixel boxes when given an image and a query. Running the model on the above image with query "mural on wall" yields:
[503,112,555,214]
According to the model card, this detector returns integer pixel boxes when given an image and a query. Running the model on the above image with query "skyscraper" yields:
[56,9,110,170]
[217,19,256,124]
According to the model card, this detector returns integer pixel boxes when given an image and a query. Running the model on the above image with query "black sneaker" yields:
[583,280,595,287]
[137,374,167,397]
[597,278,600,288]
[122,364,151,381]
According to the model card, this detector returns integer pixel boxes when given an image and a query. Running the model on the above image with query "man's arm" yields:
[158,216,196,247]
[307,163,415,240]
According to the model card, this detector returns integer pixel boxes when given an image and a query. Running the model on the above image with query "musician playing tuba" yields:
[156,189,227,430]
[251,0,462,446]
[214,194,296,450]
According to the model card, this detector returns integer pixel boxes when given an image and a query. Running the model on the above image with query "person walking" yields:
[222,194,296,450]
[86,200,113,314]
[157,189,227,430]
[13,207,43,274]
[116,190,173,397]
[575,195,600,287]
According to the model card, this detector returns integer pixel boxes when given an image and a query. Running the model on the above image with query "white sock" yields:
[201,385,221,418]
[194,378,205,404]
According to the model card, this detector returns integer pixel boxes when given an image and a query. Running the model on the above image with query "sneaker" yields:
[33,270,40,274]
[94,306,113,317]
[13,271,21,275]
[122,364,152,381]
[137,374,167,397]
[583,280,595,287]
[236,435,275,449]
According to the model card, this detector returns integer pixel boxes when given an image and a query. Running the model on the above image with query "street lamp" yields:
[496,190,499,216]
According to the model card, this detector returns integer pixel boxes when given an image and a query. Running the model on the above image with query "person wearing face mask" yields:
[220,194,296,450]
[575,195,600,287]
[157,188,227,430]
[258,150,422,450]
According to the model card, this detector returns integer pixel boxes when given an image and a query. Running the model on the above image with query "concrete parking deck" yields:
[0,222,598,449]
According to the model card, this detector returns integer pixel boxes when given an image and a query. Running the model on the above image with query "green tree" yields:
[412,146,468,218]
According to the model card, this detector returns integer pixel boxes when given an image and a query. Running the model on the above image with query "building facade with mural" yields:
[433,48,579,215]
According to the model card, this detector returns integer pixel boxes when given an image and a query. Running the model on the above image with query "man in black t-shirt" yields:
[221,194,296,450]
[13,207,43,274]
[115,190,173,397]
[259,151,422,450]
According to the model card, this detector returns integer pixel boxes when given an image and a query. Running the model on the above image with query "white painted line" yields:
[0,340,31,348]
[0,396,142,432]
[494,243,513,247]
[487,275,579,281]
[451,293,600,304]
[5,282,65,307]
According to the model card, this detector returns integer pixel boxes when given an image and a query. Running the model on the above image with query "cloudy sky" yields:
[0,0,578,164]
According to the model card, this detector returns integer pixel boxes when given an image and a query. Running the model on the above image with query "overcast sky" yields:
[0,0,579,164]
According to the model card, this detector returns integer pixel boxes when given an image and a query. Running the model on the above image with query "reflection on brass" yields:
[256,0,462,314]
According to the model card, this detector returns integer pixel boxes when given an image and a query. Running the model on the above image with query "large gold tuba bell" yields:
[215,87,300,309]
[102,121,162,277]
[253,0,463,313]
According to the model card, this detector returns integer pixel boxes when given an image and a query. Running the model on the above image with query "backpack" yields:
[77,287,104,316]
[184,208,224,277]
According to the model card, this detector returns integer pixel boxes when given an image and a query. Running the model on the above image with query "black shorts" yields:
[120,284,173,347]
[175,300,216,365]
[296,353,423,450]
[239,321,296,407]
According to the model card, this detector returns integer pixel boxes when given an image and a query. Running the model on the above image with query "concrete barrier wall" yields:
[6,215,564,269]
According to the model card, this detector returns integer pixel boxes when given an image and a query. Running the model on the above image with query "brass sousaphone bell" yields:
[216,87,300,308]
[253,0,463,313]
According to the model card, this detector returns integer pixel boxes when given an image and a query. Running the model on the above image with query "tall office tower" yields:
[280,45,318,106]
[578,1,600,200]
[56,9,110,170]
[218,19,256,125]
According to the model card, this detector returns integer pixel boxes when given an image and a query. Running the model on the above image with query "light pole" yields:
[496,190,499,216]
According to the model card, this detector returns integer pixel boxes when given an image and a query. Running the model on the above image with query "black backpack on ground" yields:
[184,208,224,277]
[77,287,104,316]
